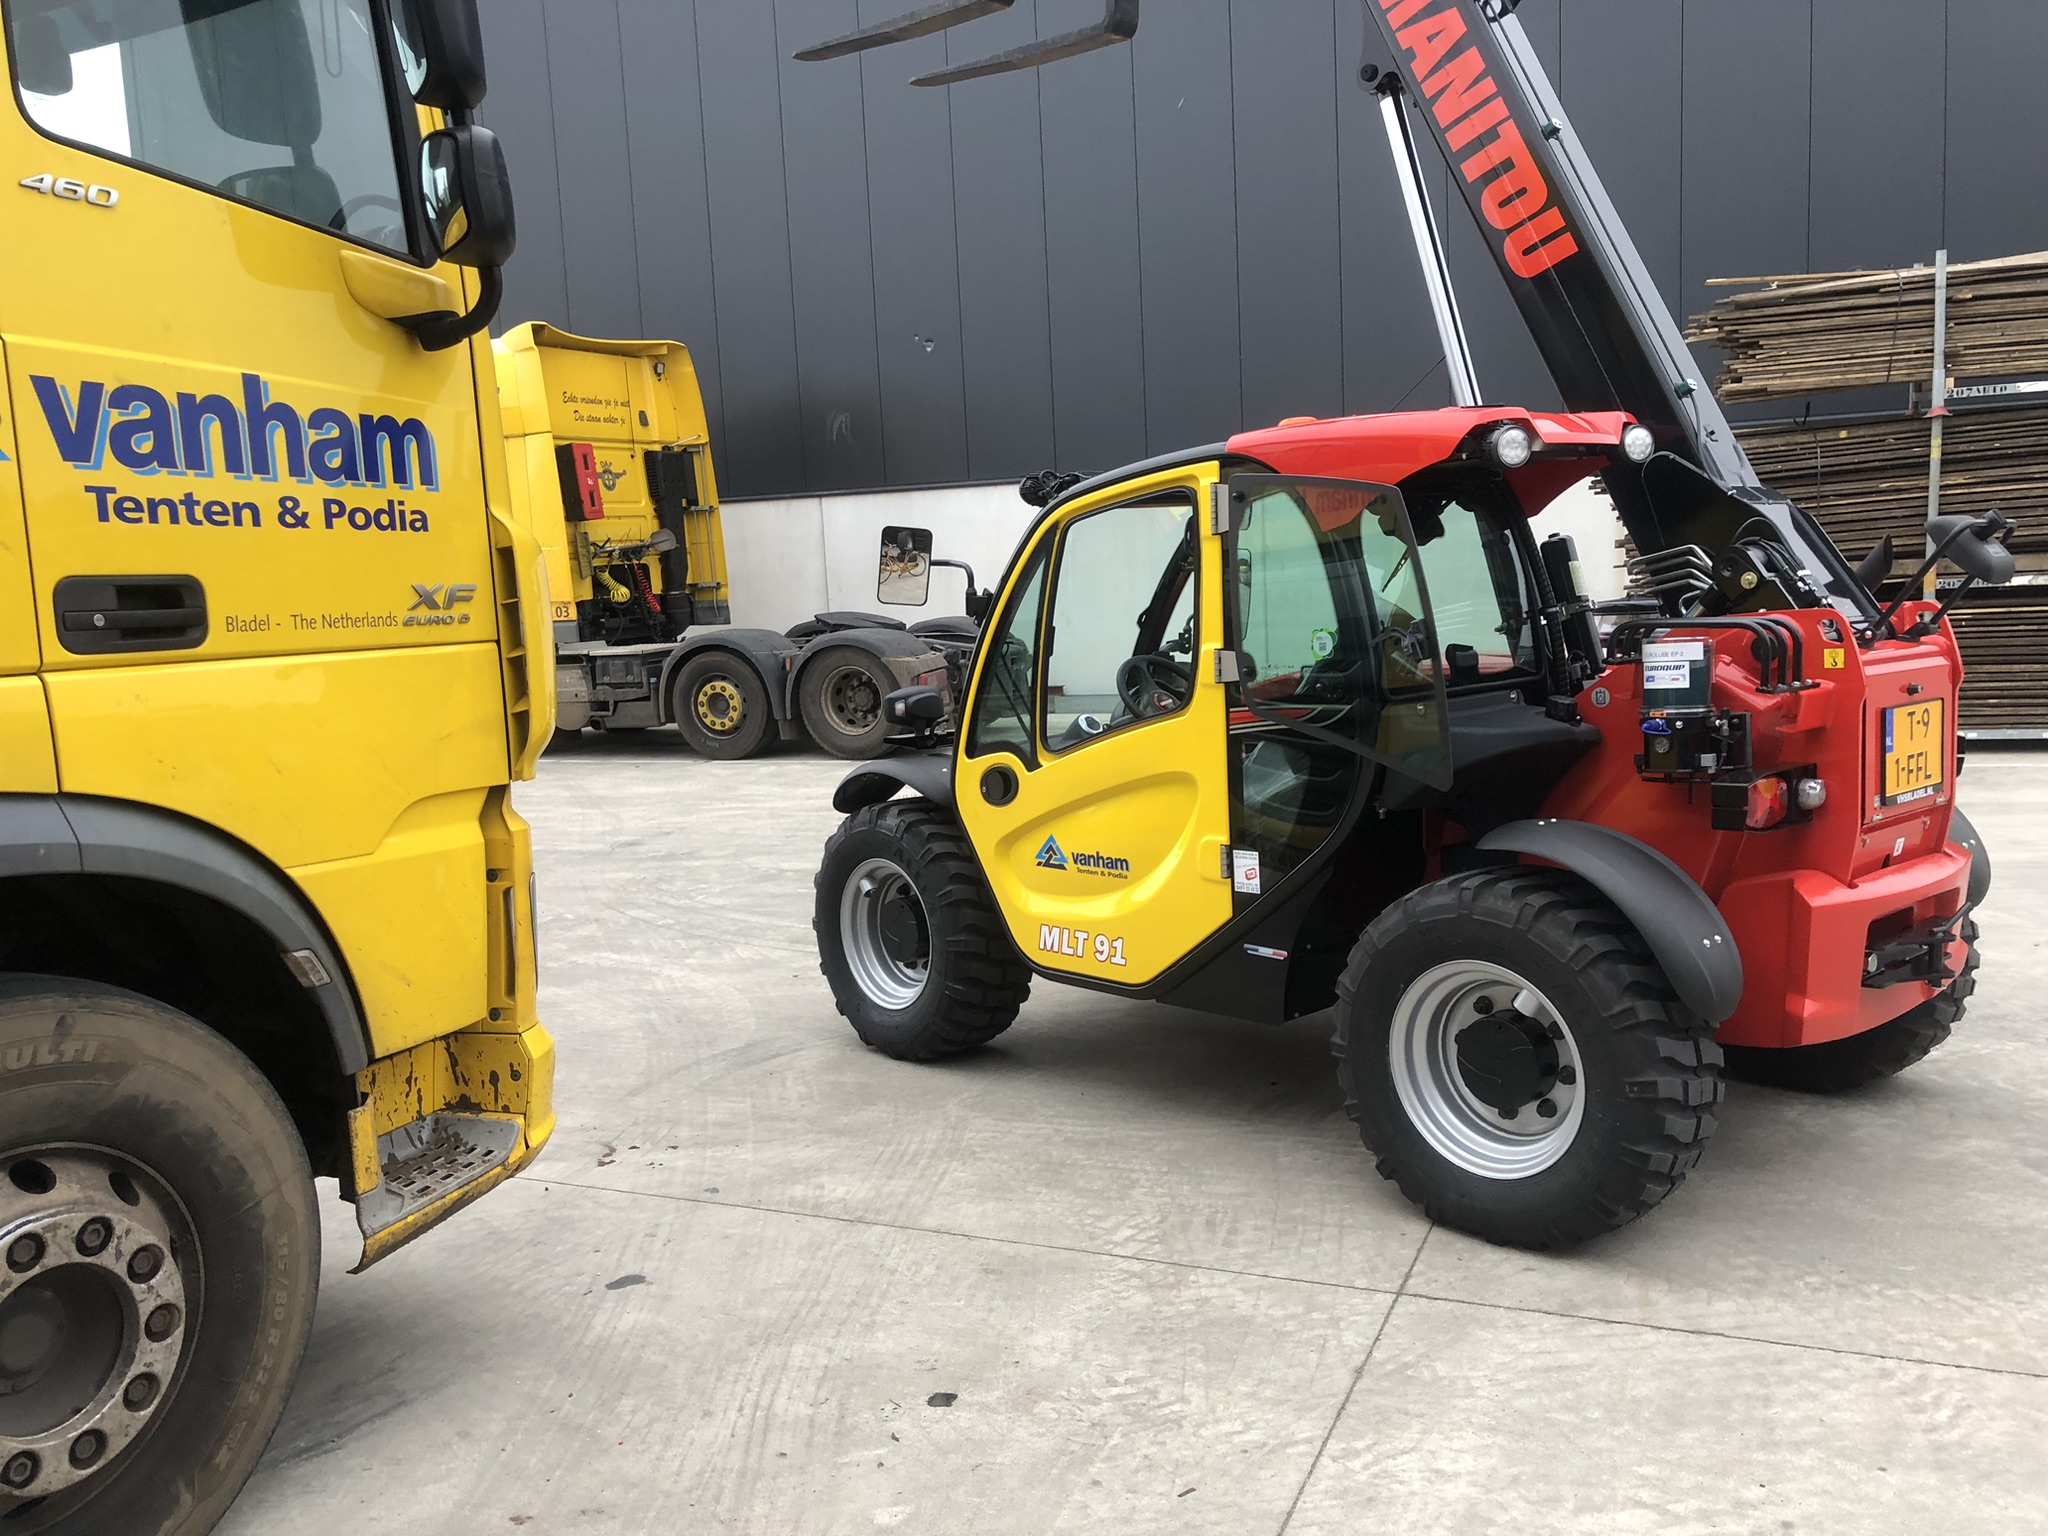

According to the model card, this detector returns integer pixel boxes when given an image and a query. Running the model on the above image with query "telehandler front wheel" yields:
[0,978,319,1536]
[1334,869,1724,1249]
[815,802,1031,1059]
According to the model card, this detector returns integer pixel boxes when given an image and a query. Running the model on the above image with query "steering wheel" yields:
[1116,653,1192,720]
[331,194,405,231]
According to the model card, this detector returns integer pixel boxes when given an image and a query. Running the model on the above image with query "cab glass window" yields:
[1040,496,1197,752]
[1393,497,1537,686]
[964,540,1049,763]
[10,0,411,253]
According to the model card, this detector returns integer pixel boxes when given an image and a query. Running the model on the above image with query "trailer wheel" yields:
[671,652,773,760]
[1333,869,1724,1249]
[799,648,895,760]
[1723,918,1978,1092]
[815,802,1030,1059]
[0,978,318,1536]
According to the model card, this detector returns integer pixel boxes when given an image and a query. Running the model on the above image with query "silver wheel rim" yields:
[820,664,883,737]
[1387,961,1585,1180]
[839,857,930,1009]
[1,1148,194,1503]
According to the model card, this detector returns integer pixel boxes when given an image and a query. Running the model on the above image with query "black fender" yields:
[789,627,948,713]
[0,794,371,1072]
[1476,818,1744,1024]
[832,754,955,814]
[660,629,798,720]
[1948,806,1990,907]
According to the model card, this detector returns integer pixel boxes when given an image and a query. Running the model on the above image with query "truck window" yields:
[10,0,411,254]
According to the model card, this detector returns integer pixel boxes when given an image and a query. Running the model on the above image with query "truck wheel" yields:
[814,802,1030,1059]
[1723,918,1978,1092]
[1333,869,1724,1249]
[0,978,318,1536]
[799,648,895,760]
[671,652,773,760]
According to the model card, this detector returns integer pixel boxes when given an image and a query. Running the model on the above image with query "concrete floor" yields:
[220,737,2048,1535]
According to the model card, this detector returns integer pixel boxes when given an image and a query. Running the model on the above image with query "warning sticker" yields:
[1232,848,1262,895]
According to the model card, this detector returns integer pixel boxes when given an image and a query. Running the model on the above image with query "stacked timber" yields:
[1687,253,2048,400]
[1685,253,2048,731]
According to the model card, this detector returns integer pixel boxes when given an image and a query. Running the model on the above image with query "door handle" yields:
[53,575,208,655]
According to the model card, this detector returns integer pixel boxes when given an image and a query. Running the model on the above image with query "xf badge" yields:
[405,582,476,626]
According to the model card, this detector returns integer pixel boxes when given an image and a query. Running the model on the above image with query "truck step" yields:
[355,1113,522,1241]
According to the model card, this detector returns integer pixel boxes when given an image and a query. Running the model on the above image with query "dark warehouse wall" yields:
[482,1,2048,499]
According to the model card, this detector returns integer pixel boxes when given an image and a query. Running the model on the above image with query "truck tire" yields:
[1332,869,1724,1249]
[799,647,895,761]
[0,977,318,1536]
[814,802,1031,1059]
[671,651,773,761]
[1722,918,1978,1092]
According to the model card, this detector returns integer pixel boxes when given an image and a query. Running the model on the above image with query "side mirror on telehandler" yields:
[877,526,934,606]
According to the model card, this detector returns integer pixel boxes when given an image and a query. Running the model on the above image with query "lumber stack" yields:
[1686,252,2048,400]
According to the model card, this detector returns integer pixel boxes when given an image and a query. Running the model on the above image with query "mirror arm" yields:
[1864,519,1980,644]
[394,265,503,353]
[1902,576,1978,640]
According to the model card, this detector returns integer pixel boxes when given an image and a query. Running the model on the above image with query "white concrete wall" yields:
[720,478,1625,633]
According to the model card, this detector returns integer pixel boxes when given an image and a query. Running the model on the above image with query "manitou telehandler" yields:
[0,1,552,1529]
[799,0,2002,1248]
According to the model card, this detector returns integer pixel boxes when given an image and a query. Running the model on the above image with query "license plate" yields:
[1882,698,1945,805]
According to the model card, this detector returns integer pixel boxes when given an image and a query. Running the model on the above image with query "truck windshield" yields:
[9,0,410,253]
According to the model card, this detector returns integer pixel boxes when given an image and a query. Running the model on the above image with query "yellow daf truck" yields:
[0,2,553,1531]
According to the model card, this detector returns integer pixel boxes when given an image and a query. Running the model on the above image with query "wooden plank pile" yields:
[1686,252,2048,400]
[1683,254,2048,730]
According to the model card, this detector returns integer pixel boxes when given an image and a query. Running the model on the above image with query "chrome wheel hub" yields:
[0,1150,191,1501]
[1387,961,1584,1179]
[839,857,930,1009]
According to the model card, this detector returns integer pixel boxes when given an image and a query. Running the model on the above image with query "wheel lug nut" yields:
[1556,1065,1577,1086]
[145,1303,182,1343]
[127,1245,164,1283]
[1497,1105,1517,1120]
[1536,1097,1559,1118]
[1545,1022,1563,1040]
[68,1430,105,1470]
[75,1217,112,1257]
[6,1233,43,1273]
[1472,996,1494,1015]
[123,1372,161,1412]
[1,1451,38,1489]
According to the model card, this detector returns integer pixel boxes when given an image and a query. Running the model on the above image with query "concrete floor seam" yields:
[1273,1226,1436,1536]
[537,1175,2048,1387]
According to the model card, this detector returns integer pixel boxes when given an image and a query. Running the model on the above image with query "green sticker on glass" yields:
[1309,627,1336,659]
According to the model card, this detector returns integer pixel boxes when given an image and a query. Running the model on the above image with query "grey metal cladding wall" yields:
[484,0,2048,500]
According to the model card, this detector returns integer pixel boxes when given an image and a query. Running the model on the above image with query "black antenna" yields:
[794,0,1139,87]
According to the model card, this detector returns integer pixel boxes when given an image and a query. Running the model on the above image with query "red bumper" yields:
[1716,842,1972,1048]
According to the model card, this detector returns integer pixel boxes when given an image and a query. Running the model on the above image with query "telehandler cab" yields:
[802,0,2000,1247]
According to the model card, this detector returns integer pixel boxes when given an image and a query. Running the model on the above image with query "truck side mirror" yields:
[878,526,933,606]
[1927,511,2015,587]
[420,125,516,268]
[392,0,488,110]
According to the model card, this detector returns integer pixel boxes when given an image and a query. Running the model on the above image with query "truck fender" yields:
[789,627,947,711]
[661,629,798,720]
[0,793,372,1072]
[1948,806,1990,907]
[832,755,955,815]
[1475,818,1744,1025]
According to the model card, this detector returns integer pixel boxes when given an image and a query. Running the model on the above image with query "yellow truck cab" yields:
[496,320,957,762]
[0,2,553,1531]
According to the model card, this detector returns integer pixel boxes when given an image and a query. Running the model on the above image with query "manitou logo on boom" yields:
[1380,0,1581,279]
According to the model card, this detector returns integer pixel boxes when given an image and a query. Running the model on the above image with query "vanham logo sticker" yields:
[1034,834,1131,881]
[1035,835,1067,871]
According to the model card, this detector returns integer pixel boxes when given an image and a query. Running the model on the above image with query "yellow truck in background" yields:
[0,2,552,1531]
[495,322,963,761]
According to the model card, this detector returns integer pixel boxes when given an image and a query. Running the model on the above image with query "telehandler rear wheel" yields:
[1334,869,1724,1249]
[1722,918,1978,1092]
[815,802,1031,1059]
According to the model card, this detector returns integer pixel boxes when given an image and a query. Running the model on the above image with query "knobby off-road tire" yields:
[0,978,319,1536]
[1723,917,1979,1092]
[815,802,1031,1059]
[1333,869,1724,1249]
[671,652,773,761]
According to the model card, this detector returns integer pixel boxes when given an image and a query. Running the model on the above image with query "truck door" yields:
[0,336,52,789]
[0,1,504,1048]
[954,465,1234,987]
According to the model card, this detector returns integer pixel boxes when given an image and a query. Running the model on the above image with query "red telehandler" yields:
[793,0,2006,1247]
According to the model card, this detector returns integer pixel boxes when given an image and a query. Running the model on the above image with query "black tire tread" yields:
[1333,868,1724,1249]
[815,801,1030,1059]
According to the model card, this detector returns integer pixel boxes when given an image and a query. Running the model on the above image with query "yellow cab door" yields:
[0,2,503,1051]
[955,463,1236,987]
[0,332,52,791]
